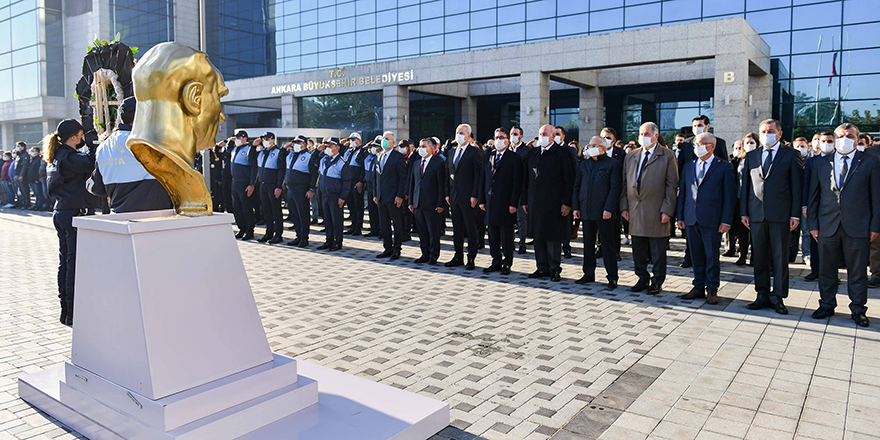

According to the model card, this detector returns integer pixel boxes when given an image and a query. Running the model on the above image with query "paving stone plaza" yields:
[1,209,879,440]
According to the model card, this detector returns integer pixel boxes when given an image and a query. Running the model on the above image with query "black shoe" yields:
[445,257,464,267]
[257,235,271,243]
[365,232,380,237]
[528,270,550,278]
[311,219,318,225]
[735,256,747,266]
[241,232,254,241]
[747,297,772,310]
[351,230,362,236]
[804,272,819,281]
[319,228,326,232]
[297,239,309,248]
[526,240,534,245]
[429,258,438,265]
[415,256,430,264]
[344,230,353,235]
[60,300,67,324]
[483,265,501,273]
[390,252,401,260]
[852,313,870,327]
[647,283,662,295]
[377,250,393,258]
[466,259,475,270]
[500,266,510,275]
[723,249,737,257]
[630,280,650,292]
[286,238,301,246]
[287,225,296,230]
[563,249,573,259]
[680,260,692,268]
[869,276,880,288]
[518,245,526,255]
[550,271,562,282]
[811,307,835,319]
[773,302,789,315]
[63,302,73,326]
[595,247,603,259]
[255,220,266,226]
[317,242,331,250]
[235,230,245,239]
[790,255,797,263]
[607,280,618,290]
[402,235,412,242]
[268,236,283,244]
[575,275,595,284]
[329,243,342,251]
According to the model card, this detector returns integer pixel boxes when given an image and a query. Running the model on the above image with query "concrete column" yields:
[1,122,12,150]
[383,84,409,141]
[461,96,477,136]
[281,94,297,128]
[519,71,549,139]
[713,53,753,153]
[748,73,773,136]
[579,86,604,142]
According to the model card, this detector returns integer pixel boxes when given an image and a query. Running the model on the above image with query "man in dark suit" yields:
[741,119,804,314]
[408,138,446,264]
[808,123,880,327]
[373,131,407,260]
[677,133,736,305]
[522,124,576,282]
[479,128,523,275]
[573,136,622,289]
[802,130,836,280]
[445,123,484,270]
[509,126,531,254]
[600,126,626,261]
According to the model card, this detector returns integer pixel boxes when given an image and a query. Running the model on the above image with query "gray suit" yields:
[808,151,880,314]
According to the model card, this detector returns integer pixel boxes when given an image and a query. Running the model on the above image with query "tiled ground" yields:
[0,208,879,440]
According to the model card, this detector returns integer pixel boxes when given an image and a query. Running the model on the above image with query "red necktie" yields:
[420,159,426,176]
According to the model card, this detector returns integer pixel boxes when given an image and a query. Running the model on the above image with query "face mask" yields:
[456,134,466,145]
[256,146,263,152]
[381,139,391,150]
[266,140,275,148]
[858,144,866,152]
[372,147,381,155]
[733,149,742,157]
[836,137,855,155]
[820,141,835,154]
[325,147,336,156]
[811,140,819,149]
[554,135,562,144]
[603,137,613,148]
[797,147,809,156]
[538,136,551,147]
[760,133,777,147]
[586,146,601,158]
[744,142,757,152]
[398,146,408,154]
[418,147,429,158]
[639,136,653,148]
[28,151,37,157]
[234,139,243,147]
[510,135,520,144]
[294,143,304,152]
[494,138,508,150]
[694,144,709,158]
[693,126,705,135]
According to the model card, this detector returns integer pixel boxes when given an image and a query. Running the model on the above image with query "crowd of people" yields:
[0,141,52,210]
[12,96,880,329]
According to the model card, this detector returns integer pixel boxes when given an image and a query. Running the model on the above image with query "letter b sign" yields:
[723,71,735,83]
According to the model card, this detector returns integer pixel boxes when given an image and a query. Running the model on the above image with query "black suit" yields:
[510,143,532,247]
[522,143,576,273]
[741,144,804,302]
[408,155,446,260]
[446,144,484,261]
[373,150,407,253]
[808,152,880,315]
[606,146,626,258]
[479,149,523,267]
[572,154,622,281]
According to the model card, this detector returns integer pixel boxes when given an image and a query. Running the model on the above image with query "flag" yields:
[829,52,838,85]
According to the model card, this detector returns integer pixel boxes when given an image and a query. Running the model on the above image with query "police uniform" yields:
[318,139,351,250]
[256,132,288,243]
[284,135,318,247]
[230,131,259,239]
[343,133,368,235]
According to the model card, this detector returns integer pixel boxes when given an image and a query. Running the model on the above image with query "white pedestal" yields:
[18,210,449,439]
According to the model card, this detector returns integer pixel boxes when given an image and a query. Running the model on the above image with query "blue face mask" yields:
[381,139,391,150]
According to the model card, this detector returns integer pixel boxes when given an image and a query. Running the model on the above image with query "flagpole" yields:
[815,35,822,126]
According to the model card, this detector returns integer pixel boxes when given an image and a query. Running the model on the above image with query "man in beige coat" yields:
[620,122,679,295]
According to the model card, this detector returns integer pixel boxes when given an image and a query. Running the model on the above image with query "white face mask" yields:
[398,146,408,154]
[586,146,602,157]
[858,144,866,152]
[797,146,809,156]
[494,138,508,150]
[538,136,551,147]
[295,143,306,152]
[820,141,835,154]
[744,141,757,152]
[733,149,742,157]
[693,126,705,135]
[694,144,710,158]
[603,137,613,148]
[836,137,856,155]
[510,135,520,145]
[234,139,243,147]
[372,147,381,155]
[28,151,37,157]
[325,147,336,156]
[811,140,819,149]
[639,136,654,148]
[760,133,777,147]
[418,147,429,158]
[456,134,466,145]
[554,135,562,144]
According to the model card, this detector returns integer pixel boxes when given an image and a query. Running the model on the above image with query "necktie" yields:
[762,149,773,175]
[420,159,426,176]
[454,147,463,168]
[840,156,849,187]
[380,152,387,171]
[495,153,501,167]
[637,151,650,191]
[698,160,706,184]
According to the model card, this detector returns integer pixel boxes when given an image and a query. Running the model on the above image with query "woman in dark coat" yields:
[44,119,95,325]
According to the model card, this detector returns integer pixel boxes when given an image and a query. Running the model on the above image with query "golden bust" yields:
[127,42,228,216]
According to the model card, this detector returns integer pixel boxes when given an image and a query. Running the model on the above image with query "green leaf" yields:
[114,32,121,42]
[131,46,139,55]
[86,45,92,52]
[101,40,108,46]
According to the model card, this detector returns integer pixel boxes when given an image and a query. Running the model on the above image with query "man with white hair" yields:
[620,122,679,295]
[445,123,484,270]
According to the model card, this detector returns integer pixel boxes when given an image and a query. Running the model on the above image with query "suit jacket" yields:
[677,157,736,228]
[619,145,679,237]
[740,145,804,223]
[522,143,576,241]
[572,154,621,221]
[607,146,625,164]
[479,149,523,226]
[677,136,728,176]
[808,151,880,238]
[407,155,446,210]
[446,144,483,204]
[510,143,531,162]
[802,154,826,209]
[373,149,407,203]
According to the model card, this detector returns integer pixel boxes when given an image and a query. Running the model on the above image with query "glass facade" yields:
[0,0,62,103]
[110,0,174,56]
[208,0,880,139]
[298,91,384,140]
[13,121,43,145]
[605,81,715,144]
[409,91,459,142]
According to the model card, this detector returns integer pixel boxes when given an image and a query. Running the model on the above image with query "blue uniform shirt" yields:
[94,130,155,184]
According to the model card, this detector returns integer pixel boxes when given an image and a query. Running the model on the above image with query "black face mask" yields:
[76,137,86,149]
